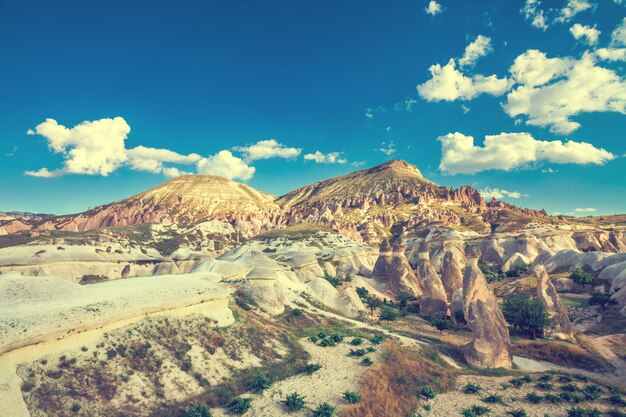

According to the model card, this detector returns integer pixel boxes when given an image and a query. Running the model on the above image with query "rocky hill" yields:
[0,160,621,249]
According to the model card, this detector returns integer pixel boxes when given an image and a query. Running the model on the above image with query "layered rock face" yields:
[462,259,513,369]
[373,237,422,297]
[242,266,286,315]
[535,265,573,340]
[415,244,448,315]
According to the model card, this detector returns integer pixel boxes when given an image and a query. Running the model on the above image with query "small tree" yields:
[379,306,400,321]
[501,294,550,339]
[570,268,594,287]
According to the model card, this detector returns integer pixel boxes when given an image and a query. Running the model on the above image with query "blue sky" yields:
[1,0,625,215]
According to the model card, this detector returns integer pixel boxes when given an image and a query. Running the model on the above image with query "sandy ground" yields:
[211,337,381,417]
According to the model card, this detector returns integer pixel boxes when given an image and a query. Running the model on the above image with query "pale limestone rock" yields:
[535,265,573,340]
[463,258,512,369]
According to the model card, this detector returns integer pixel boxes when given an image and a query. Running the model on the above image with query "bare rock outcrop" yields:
[415,243,448,315]
[373,237,422,297]
[462,258,513,369]
[242,267,286,315]
[535,265,573,340]
[440,246,465,299]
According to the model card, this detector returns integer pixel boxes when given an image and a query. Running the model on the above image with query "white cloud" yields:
[555,0,593,23]
[365,106,386,119]
[479,188,529,200]
[24,167,61,178]
[438,131,616,174]
[126,146,201,175]
[378,141,397,156]
[611,17,626,46]
[461,104,471,114]
[233,139,301,162]
[304,151,347,164]
[459,35,493,67]
[27,117,130,176]
[504,52,626,134]
[570,23,600,45]
[417,59,512,101]
[509,49,573,87]
[425,0,442,16]
[541,167,558,173]
[574,207,597,212]
[595,47,626,61]
[196,150,255,181]
[521,0,548,30]
[394,98,417,112]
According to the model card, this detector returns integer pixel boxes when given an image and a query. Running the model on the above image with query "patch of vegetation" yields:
[506,409,528,417]
[312,402,335,417]
[506,263,530,278]
[349,337,363,346]
[525,392,543,403]
[323,271,342,288]
[426,315,459,331]
[343,391,361,404]
[283,392,306,411]
[78,274,108,285]
[180,404,213,417]
[482,394,503,404]
[461,405,490,416]
[227,397,252,414]
[341,343,455,417]
[570,268,594,287]
[501,294,549,339]
[361,357,374,366]
[463,382,483,394]
[370,335,385,345]
[379,306,400,321]
[248,374,272,392]
[304,363,322,374]
[512,340,612,373]
[420,386,437,399]
[567,407,602,417]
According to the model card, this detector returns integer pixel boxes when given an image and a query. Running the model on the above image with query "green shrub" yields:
[570,268,594,287]
[343,391,361,403]
[249,374,272,392]
[461,405,490,416]
[350,338,364,346]
[608,394,626,406]
[312,402,335,417]
[319,338,337,347]
[537,374,553,382]
[308,335,319,343]
[525,392,543,403]
[420,386,437,399]
[582,384,601,400]
[329,334,344,343]
[348,348,368,357]
[180,404,213,417]
[506,263,529,278]
[558,374,574,383]
[70,403,81,413]
[379,306,400,321]
[227,397,252,414]
[370,335,385,345]
[501,294,550,339]
[536,382,554,390]
[567,407,601,417]
[545,393,563,403]
[318,332,327,339]
[427,316,458,331]
[463,382,483,394]
[323,271,342,287]
[607,410,626,417]
[366,346,377,353]
[562,383,580,393]
[283,392,305,411]
[361,357,374,366]
[506,410,528,417]
[304,363,322,374]
[483,394,503,404]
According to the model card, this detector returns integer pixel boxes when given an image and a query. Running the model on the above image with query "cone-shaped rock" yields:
[463,258,513,368]
[535,265,573,340]
[373,239,392,278]
[440,246,465,300]
[416,242,448,315]
[374,236,422,296]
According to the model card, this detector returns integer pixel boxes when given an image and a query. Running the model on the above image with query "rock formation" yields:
[462,258,513,369]
[242,266,286,315]
[415,243,448,315]
[535,265,573,340]
[373,236,422,297]
[440,246,465,299]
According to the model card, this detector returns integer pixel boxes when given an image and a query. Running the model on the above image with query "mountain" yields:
[0,175,282,236]
[0,160,612,246]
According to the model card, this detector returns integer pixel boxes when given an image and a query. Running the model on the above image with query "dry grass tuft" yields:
[341,342,456,417]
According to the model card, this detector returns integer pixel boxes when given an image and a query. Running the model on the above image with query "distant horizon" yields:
[2,1,625,216]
